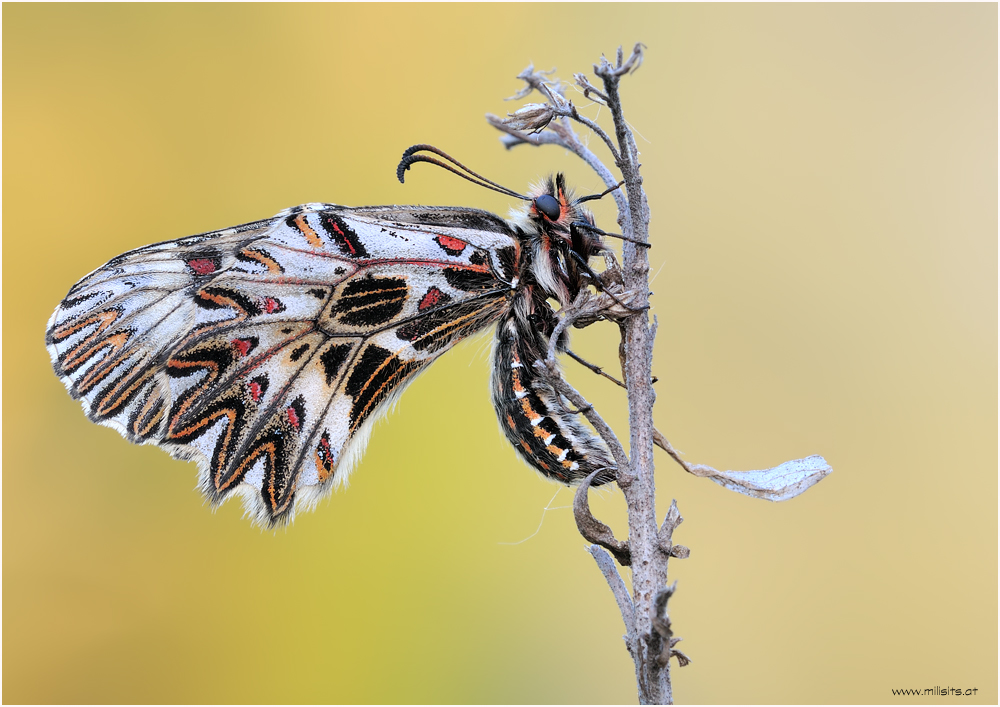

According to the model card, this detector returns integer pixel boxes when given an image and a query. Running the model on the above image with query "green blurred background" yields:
[4,4,996,704]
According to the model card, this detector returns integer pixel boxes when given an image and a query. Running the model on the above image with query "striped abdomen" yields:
[490,301,615,485]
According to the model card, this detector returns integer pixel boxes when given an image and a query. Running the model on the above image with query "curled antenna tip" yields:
[393,143,529,200]
[397,144,434,184]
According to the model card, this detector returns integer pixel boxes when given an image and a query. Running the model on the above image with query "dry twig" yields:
[489,43,831,705]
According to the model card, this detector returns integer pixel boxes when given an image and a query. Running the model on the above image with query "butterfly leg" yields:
[565,245,647,314]
[566,348,658,389]
[565,349,627,389]
[570,219,651,249]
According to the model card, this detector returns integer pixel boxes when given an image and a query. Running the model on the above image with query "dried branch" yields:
[487,41,830,705]
[501,64,622,161]
[585,545,636,656]
[591,45,672,705]
[493,44,669,704]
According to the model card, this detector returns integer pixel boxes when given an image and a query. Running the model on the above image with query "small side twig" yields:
[658,500,689,560]
[586,545,637,656]
[574,73,610,105]
[652,584,691,668]
[574,469,631,566]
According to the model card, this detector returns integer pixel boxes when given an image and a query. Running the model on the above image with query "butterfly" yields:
[46,145,622,527]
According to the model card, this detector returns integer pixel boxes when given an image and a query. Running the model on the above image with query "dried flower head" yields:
[502,103,554,134]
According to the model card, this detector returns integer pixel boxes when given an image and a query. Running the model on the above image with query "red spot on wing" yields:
[248,381,263,402]
[435,235,467,255]
[232,338,252,356]
[418,287,447,311]
[187,258,217,275]
[264,297,281,314]
[287,406,300,429]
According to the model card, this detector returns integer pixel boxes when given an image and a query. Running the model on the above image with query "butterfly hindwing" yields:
[47,203,517,525]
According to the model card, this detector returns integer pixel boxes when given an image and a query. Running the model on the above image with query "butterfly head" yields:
[523,174,602,254]
[528,175,588,225]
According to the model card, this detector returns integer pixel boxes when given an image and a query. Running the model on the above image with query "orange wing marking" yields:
[293,214,324,249]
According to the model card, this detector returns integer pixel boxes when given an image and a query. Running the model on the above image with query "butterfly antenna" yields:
[397,144,530,201]
[573,181,650,247]
[574,180,625,204]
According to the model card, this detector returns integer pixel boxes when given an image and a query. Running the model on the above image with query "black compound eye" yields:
[534,194,561,221]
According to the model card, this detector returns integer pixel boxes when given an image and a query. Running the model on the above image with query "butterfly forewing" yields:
[47,203,516,525]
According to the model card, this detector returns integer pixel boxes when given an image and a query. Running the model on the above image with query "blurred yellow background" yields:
[4,4,996,704]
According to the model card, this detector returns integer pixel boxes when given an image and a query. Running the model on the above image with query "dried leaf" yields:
[654,430,832,501]
[689,455,832,502]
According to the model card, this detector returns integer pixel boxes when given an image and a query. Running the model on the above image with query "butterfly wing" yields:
[47,203,517,525]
